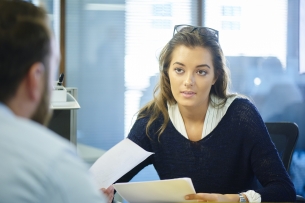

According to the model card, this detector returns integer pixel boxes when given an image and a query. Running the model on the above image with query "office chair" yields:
[265,122,305,202]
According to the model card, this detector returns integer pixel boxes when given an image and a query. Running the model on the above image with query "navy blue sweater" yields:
[117,98,296,202]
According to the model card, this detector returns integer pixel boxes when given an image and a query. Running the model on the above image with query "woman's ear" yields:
[26,62,45,102]
[212,75,218,85]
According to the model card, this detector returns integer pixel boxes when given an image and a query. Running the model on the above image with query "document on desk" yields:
[113,178,196,203]
[89,138,153,189]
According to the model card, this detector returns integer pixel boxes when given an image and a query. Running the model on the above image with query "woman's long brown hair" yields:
[137,28,234,140]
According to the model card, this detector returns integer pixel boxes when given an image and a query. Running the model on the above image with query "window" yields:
[125,0,194,137]
[204,0,304,136]
[300,0,305,74]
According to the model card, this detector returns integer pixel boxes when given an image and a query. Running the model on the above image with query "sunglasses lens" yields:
[174,25,219,42]
[198,28,218,40]
[175,25,194,33]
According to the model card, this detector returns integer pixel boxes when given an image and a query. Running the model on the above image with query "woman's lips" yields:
[181,91,196,98]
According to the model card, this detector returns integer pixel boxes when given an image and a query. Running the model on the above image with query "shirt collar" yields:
[167,95,238,140]
[0,102,16,119]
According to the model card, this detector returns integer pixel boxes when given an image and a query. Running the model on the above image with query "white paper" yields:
[89,138,153,189]
[113,178,196,203]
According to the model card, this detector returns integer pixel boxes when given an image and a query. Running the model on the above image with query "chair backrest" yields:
[265,122,299,172]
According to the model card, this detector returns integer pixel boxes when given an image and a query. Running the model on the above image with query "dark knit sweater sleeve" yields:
[236,99,296,202]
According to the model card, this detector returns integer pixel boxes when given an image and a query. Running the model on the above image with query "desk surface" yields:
[77,143,105,165]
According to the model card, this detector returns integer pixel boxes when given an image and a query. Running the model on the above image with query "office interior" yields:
[42,0,305,198]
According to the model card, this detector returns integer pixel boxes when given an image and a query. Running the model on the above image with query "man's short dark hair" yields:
[0,0,51,103]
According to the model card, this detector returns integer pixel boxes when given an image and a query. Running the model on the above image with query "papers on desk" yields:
[89,138,153,189]
[113,178,196,203]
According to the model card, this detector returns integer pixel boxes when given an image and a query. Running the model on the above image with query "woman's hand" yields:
[101,185,114,203]
[185,193,241,202]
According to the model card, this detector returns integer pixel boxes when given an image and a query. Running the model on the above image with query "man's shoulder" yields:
[22,117,71,147]
[0,116,104,203]
[0,114,76,161]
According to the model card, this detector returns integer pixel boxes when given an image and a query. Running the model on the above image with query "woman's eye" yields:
[197,70,207,76]
[174,68,184,74]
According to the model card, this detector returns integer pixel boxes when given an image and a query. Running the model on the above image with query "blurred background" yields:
[39,0,305,198]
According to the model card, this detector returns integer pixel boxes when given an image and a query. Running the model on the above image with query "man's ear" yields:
[26,62,45,102]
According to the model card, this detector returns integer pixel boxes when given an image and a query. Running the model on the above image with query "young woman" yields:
[105,25,296,202]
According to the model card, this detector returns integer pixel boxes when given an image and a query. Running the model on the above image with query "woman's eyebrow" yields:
[173,62,210,69]
[196,64,210,69]
[173,62,185,66]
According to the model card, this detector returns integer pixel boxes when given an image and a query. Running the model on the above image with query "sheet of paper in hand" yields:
[113,177,196,203]
[89,138,154,189]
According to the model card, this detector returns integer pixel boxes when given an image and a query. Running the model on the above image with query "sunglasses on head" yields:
[173,24,219,42]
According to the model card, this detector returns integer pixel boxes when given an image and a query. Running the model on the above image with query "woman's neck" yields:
[178,102,209,124]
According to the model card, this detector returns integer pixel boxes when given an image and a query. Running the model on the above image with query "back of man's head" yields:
[0,0,51,104]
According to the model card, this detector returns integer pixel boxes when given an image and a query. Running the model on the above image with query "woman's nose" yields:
[184,74,194,87]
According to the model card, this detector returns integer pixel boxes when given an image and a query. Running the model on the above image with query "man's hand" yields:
[101,185,114,203]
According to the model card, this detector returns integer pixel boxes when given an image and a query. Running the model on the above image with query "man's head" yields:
[0,0,58,125]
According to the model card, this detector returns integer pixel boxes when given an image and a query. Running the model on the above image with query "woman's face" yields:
[168,45,217,109]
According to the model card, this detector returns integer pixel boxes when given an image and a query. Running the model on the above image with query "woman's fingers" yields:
[185,193,239,202]
[185,193,218,202]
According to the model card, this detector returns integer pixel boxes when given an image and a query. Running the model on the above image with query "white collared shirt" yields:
[0,103,105,203]
[168,94,237,139]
